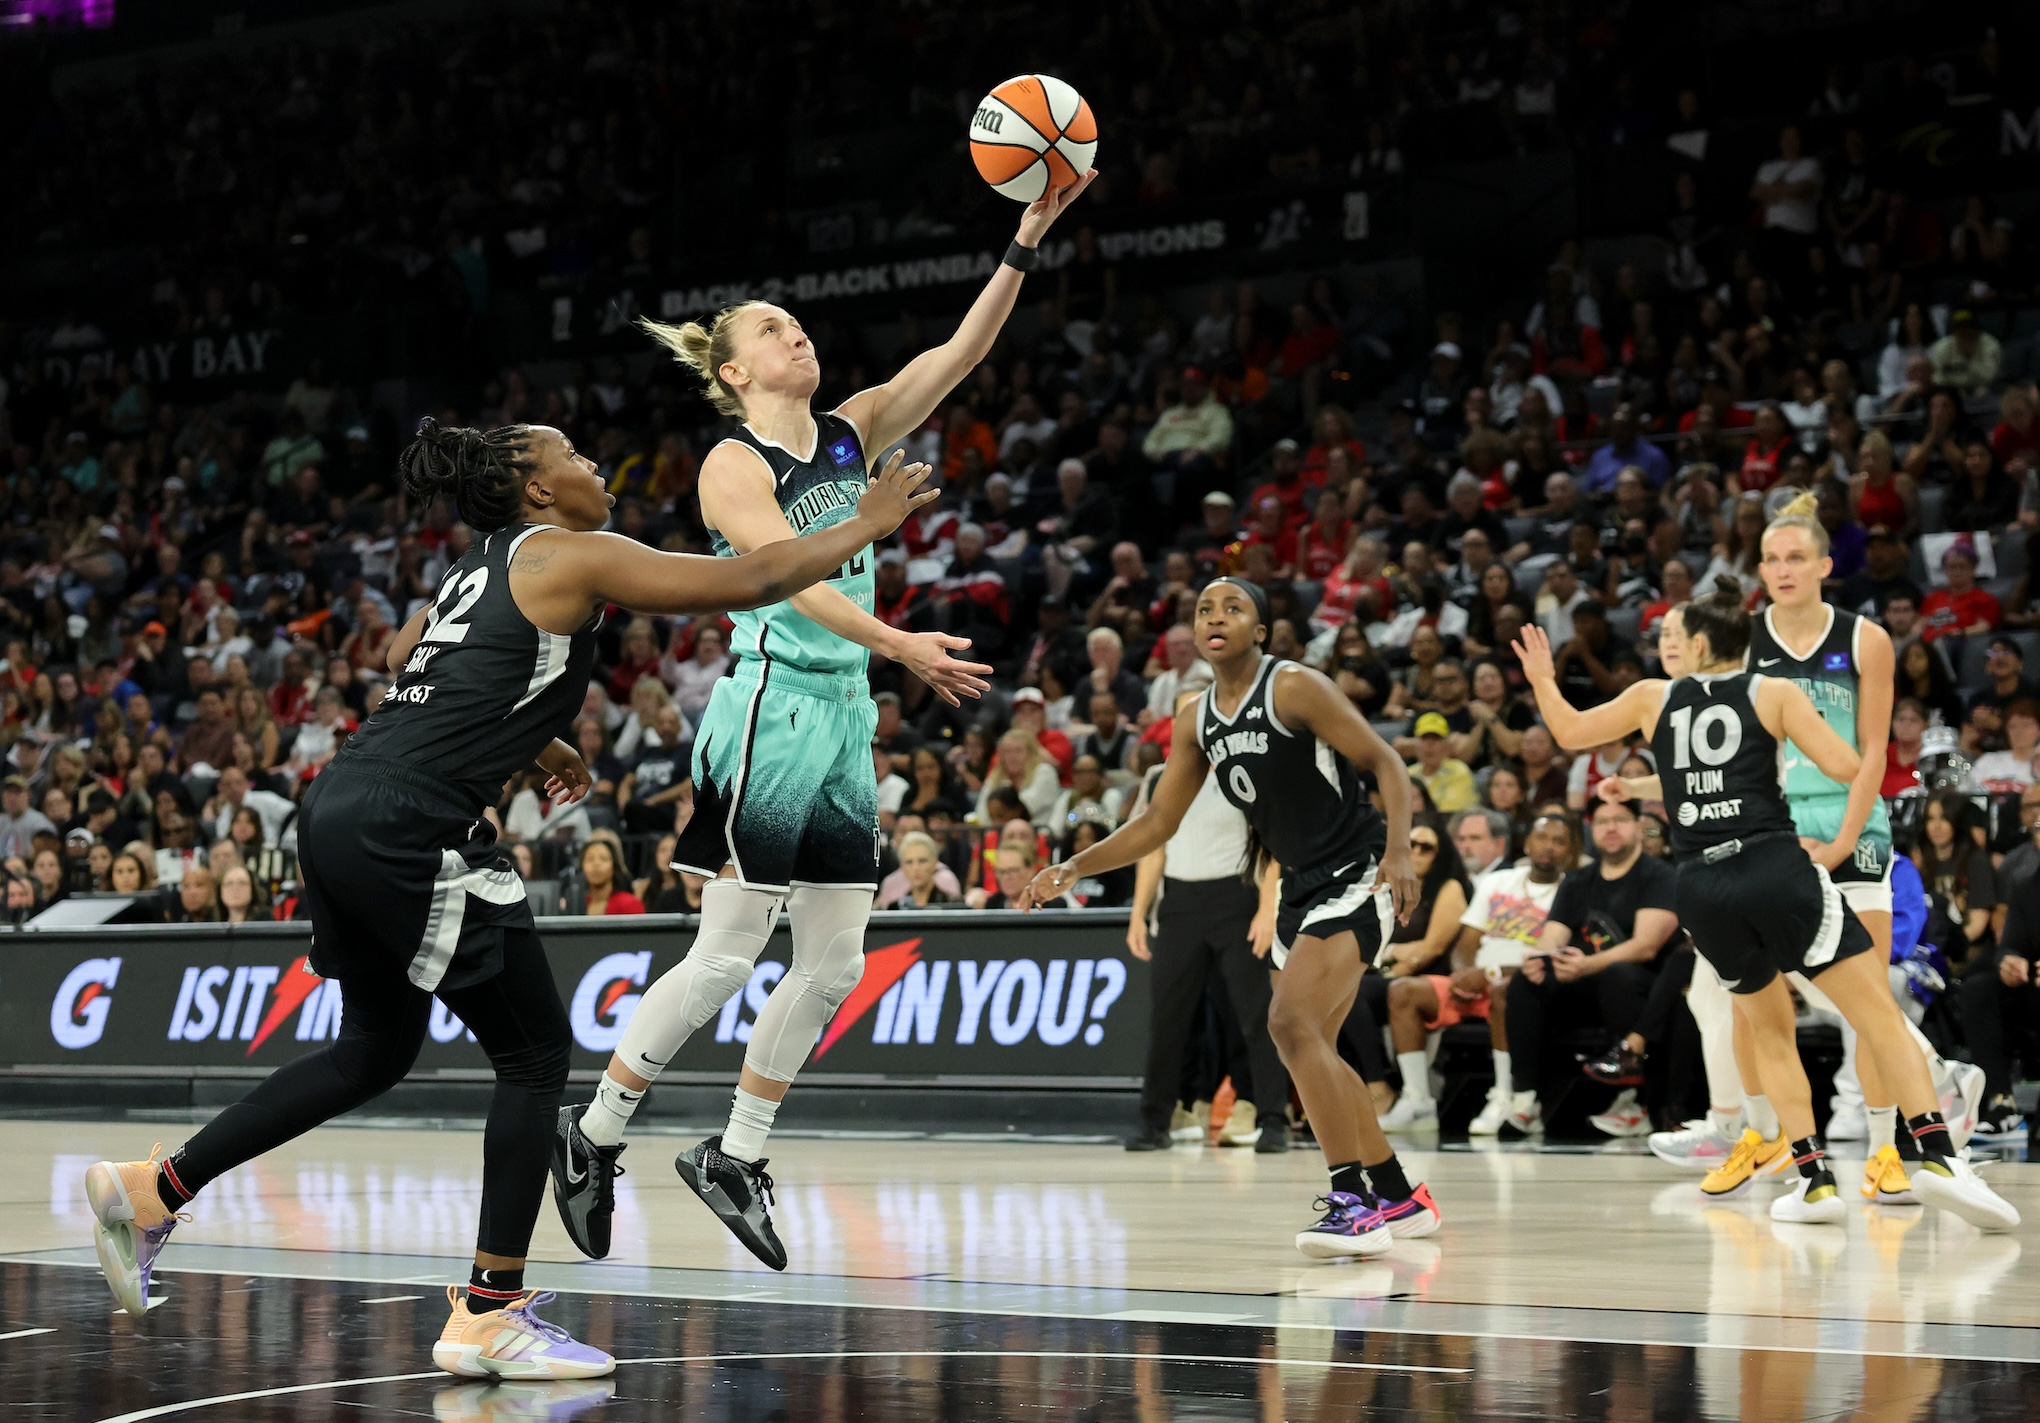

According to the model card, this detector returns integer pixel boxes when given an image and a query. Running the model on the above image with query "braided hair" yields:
[398,418,540,532]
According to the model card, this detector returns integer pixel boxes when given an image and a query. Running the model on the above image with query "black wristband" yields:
[1003,240,1040,272]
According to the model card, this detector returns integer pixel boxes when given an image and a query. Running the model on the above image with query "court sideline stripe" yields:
[94,1350,1468,1419]
[0,1326,57,1340]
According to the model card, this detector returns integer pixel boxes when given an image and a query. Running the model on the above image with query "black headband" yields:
[1207,576,1270,628]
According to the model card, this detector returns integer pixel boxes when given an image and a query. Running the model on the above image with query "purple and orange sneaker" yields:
[84,1144,189,1316]
[1294,1191,1394,1260]
[1376,1182,1442,1239]
[434,1287,615,1380]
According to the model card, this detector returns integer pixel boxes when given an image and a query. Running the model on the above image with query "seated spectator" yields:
[0,775,56,860]
[578,830,645,916]
[976,730,1060,826]
[1914,790,1996,964]
[1920,543,2000,645]
[1048,754,1127,832]
[1458,659,1534,769]
[1407,712,1476,813]
[287,687,352,778]
[1143,624,1215,724]
[1929,309,2002,395]
[638,836,703,914]
[879,831,965,910]
[504,768,593,846]
[1961,809,2040,1135]
[1008,686,1074,780]
[1075,692,1136,775]
[1250,438,1321,525]
[1972,699,2040,794]
[1581,406,1671,493]
[1502,794,1676,1134]
[619,705,693,834]
[166,863,219,923]
[666,623,730,722]
[1080,626,1146,720]
[1948,440,2020,533]
[1143,367,1235,523]
[1967,637,2038,723]
[218,864,264,924]
[1883,696,1929,797]
[1382,812,1574,1131]
[976,844,1055,910]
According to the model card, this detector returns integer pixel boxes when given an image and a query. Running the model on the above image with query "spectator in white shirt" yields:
[664,623,730,722]
[285,687,349,777]
[1973,700,2040,795]
[1143,623,1215,724]
[1751,123,1821,236]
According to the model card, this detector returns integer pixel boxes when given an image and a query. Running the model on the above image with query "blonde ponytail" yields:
[1762,487,1829,556]
[640,304,765,417]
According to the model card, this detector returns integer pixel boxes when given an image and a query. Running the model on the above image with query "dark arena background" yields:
[2,0,2039,1418]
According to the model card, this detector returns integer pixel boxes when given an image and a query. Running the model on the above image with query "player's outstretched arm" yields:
[1269,663,1420,923]
[1515,624,1667,749]
[1016,702,1206,910]
[837,172,1096,453]
[1760,676,1863,786]
[698,443,992,705]
[515,450,936,626]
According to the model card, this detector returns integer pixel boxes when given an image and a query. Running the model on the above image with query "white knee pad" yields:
[744,886,871,1083]
[614,878,783,1081]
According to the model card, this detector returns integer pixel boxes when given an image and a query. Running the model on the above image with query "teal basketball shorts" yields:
[1788,795,1894,915]
[672,661,881,891]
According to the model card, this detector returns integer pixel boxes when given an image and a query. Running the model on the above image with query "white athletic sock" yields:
[1397,1051,1433,1103]
[579,1073,644,1148]
[1708,1106,1742,1137]
[1866,1105,1897,1155]
[1745,1094,1781,1141]
[722,1086,780,1163]
[1491,1050,1512,1100]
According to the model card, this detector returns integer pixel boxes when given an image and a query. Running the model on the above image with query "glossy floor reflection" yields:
[1,1119,2037,1419]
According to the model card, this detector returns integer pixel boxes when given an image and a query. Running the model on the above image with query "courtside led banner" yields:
[3,912,1149,1081]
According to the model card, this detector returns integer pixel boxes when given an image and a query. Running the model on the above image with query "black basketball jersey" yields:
[339,523,602,808]
[1650,673,1797,856]
[1195,657,1384,875]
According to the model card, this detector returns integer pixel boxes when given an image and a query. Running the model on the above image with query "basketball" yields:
[968,73,1097,202]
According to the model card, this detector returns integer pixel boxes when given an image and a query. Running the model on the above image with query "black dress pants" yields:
[1140,877,1289,1129]
[1958,958,2040,1100]
[1505,960,1657,1093]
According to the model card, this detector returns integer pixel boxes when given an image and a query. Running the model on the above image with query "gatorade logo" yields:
[50,957,121,1050]
[571,951,652,1052]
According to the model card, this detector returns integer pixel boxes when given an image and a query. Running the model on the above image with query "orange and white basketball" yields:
[968,74,1097,203]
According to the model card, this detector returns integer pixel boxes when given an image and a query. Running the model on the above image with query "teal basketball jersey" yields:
[1746,605,1891,839]
[709,412,873,677]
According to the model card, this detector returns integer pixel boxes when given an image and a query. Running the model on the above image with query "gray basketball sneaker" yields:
[675,1136,787,1271]
[548,1104,626,1260]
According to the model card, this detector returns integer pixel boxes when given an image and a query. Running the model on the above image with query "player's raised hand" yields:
[1014,862,1077,913]
[855,449,939,538]
[1017,170,1097,246]
[896,630,992,707]
[1595,774,1633,808]
[1512,623,1557,683]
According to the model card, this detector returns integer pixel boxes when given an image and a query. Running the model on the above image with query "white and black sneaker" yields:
[549,1104,626,1260]
[675,1136,787,1271]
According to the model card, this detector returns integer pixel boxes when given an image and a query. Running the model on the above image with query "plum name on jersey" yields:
[1206,728,1269,765]
[785,479,863,533]
[1682,768,1726,795]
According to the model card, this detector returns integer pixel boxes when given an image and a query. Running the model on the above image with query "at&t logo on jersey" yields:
[50,956,121,1049]
[1676,797,1744,826]
[571,951,652,1052]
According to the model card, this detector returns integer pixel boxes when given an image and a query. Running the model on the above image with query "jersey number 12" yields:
[423,567,489,644]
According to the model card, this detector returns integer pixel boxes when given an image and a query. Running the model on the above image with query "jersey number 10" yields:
[1665,703,1742,769]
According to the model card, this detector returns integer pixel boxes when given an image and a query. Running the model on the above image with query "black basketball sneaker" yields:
[675,1136,787,1271]
[549,1104,627,1260]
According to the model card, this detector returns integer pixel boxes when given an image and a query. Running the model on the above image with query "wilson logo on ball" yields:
[969,74,1097,203]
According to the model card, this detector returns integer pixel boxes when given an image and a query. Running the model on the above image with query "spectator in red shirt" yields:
[1301,404,1369,486]
[1676,367,1756,435]
[1920,543,2000,643]
[1270,301,1340,419]
[1249,439,1321,525]
[1008,686,1073,782]
[1240,495,1298,580]
[606,616,662,703]
[1733,404,1794,495]
[266,650,314,725]
[1298,488,1352,583]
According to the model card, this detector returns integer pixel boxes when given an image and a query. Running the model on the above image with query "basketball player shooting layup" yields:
[1517,587,2014,1231]
[1019,577,1440,1260]
[83,420,938,1379]
[548,170,1096,1271]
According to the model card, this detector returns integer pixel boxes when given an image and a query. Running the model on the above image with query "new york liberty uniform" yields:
[673,412,881,890]
[1748,606,1894,913]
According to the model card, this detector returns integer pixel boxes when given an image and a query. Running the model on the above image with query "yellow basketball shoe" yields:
[1860,1145,1918,1205]
[1699,1129,1792,1199]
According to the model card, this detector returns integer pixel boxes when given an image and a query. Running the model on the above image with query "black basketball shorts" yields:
[1674,834,1872,995]
[297,759,534,993]
[1271,856,1394,970]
